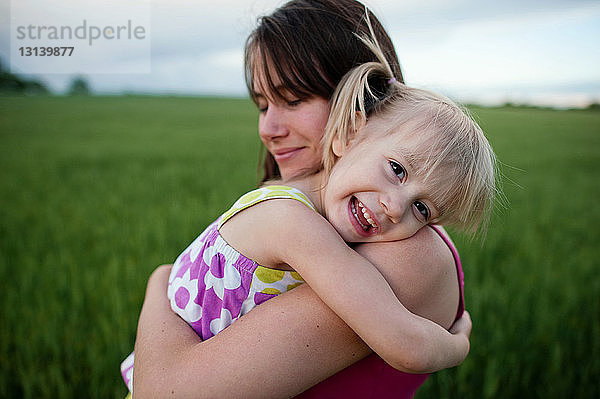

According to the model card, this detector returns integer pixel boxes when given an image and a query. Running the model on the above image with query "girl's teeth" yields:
[356,199,377,228]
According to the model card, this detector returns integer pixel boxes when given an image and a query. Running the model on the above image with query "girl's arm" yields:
[133,219,470,398]
[252,200,468,373]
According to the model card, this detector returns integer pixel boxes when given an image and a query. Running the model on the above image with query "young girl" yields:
[121,34,495,394]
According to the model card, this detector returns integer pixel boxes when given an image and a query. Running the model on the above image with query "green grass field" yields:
[0,96,598,398]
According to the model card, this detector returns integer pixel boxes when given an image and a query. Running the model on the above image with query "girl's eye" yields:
[287,99,301,107]
[414,201,430,221]
[389,160,406,181]
[257,104,268,113]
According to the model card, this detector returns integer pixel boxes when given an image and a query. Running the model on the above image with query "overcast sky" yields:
[2,0,599,107]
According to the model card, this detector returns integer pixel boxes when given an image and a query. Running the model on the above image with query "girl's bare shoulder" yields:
[218,197,336,268]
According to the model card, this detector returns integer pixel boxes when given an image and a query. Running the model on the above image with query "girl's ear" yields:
[331,134,346,157]
[332,112,366,157]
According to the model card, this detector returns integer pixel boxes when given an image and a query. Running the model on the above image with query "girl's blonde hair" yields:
[322,24,498,235]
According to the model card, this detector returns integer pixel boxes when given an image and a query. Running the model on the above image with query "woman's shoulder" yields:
[352,226,460,329]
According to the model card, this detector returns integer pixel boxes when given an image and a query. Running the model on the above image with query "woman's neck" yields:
[278,170,327,215]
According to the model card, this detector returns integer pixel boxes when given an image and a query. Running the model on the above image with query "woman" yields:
[132,1,471,397]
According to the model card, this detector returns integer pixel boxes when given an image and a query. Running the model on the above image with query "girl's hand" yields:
[449,310,472,339]
[448,310,472,361]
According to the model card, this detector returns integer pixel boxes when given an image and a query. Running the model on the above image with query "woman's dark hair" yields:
[245,0,403,182]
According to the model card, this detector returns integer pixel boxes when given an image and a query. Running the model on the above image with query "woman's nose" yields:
[259,106,289,141]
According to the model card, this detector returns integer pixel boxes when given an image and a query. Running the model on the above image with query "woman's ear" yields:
[332,112,366,157]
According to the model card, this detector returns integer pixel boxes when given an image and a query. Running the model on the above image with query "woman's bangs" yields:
[250,40,316,104]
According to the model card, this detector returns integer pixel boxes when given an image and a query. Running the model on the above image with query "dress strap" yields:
[218,185,317,228]
[429,225,465,321]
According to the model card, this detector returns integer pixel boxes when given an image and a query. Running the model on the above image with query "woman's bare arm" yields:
[132,226,470,398]
[133,266,370,399]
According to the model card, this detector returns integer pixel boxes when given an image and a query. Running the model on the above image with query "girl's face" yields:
[254,73,331,180]
[322,120,442,243]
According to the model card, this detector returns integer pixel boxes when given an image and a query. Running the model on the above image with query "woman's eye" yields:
[389,160,406,181]
[287,99,301,107]
[258,104,268,113]
[414,201,430,221]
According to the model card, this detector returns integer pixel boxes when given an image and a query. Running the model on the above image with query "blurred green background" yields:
[0,96,598,398]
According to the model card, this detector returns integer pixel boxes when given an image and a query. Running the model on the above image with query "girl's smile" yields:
[348,196,379,237]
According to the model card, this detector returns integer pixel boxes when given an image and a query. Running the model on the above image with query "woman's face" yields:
[254,77,331,180]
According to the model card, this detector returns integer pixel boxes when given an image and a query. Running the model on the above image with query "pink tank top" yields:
[296,225,465,399]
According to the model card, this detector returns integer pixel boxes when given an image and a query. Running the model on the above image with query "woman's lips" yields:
[272,147,304,162]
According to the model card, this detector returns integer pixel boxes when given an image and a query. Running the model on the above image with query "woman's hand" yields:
[132,264,205,398]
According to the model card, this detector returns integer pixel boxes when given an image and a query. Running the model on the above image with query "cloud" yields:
[389,1,600,106]
[1,0,598,106]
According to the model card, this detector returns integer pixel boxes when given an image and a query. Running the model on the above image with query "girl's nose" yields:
[379,193,410,224]
[259,106,289,141]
